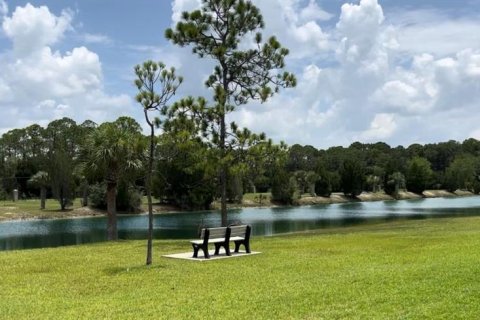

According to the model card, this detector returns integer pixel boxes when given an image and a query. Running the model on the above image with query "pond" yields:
[2,196,480,251]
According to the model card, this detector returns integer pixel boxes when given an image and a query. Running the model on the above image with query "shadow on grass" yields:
[104,263,169,275]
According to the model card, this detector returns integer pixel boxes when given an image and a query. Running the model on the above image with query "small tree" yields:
[315,176,332,197]
[444,155,478,192]
[305,171,318,196]
[166,0,296,226]
[385,172,406,197]
[340,158,365,197]
[50,151,74,210]
[406,156,433,194]
[28,171,49,210]
[45,117,79,210]
[134,60,182,265]
[271,170,298,204]
[153,131,216,211]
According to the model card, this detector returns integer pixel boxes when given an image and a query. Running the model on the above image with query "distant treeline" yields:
[280,140,480,202]
[1,117,479,209]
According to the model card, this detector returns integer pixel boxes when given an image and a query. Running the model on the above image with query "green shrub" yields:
[88,183,107,210]
[117,183,142,213]
[340,158,365,197]
[271,170,299,204]
[315,177,332,197]
[89,182,142,212]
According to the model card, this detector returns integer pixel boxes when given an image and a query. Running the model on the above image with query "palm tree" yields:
[83,117,145,240]
[28,171,49,210]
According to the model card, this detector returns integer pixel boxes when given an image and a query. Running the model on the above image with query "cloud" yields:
[0,3,132,132]
[389,8,480,56]
[171,0,201,24]
[2,4,73,56]
[230,0,480,148]
[82,33,112,44]
[359,113,397,141]
[299,0,333,22]
[0,0,7,17]
[254,0,331,59]
[371,49,480,117]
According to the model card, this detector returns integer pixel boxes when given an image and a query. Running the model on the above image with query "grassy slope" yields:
[1,217,480,319]
[0,199,86,220]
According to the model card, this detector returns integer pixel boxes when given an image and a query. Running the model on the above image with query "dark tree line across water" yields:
[1,117,479,208]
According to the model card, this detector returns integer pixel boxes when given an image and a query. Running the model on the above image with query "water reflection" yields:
[2,196,480,250]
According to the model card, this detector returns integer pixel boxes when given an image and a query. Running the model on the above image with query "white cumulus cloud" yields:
[0,3,132,132]
[238,0,480,147]
[360,113,397,141]
[0,0,7,17]
[146,0,480,148]
[2,4,72,56]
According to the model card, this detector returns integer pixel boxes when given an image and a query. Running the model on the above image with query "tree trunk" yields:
[220,112,228,227]
[40,186,46,210]
[220,70,229,227]
[106,181,117,240]
[146,122,154,265]
[82,182,88,207]
[60,186,66,210]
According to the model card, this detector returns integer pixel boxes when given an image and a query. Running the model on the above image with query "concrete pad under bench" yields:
[163,249,260,261]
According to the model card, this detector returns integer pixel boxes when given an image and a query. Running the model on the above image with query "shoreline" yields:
[0,189,477,223]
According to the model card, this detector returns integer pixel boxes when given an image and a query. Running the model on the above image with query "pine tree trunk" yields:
[146,122,154,265]
[40,186,46,210]
[106,181,117,240]
[220,111,228,227]
[220,70,229,227]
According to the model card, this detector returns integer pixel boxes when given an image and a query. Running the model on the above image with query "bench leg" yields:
[234,241,241,253]
[234,240,251,253]
[245,240,251,254]
[192,244,199,258]
[202,245,210,259]
[214,243,231,256]
[192,244,210,259]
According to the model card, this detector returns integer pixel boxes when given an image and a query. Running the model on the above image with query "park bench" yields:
[190,225,251,259]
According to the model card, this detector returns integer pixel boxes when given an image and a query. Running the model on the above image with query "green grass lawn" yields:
[0,198,85,220]
[2,217,480,319]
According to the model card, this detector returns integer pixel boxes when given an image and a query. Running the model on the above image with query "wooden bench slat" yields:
[201,227,228,239]
[229,226,247,237]
[208,230,228,238]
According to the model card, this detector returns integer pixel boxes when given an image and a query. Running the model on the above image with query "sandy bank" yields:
[1,190,477,222]
[298,189,476,206]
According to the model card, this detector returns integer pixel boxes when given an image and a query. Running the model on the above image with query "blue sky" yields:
[1,0,480,148]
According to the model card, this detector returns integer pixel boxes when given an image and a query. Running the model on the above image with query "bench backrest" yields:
[199,225,251,244]
[200,227,228,239]
[229,225,248,237]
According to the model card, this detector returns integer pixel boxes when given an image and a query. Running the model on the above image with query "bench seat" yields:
[190,238,227,245]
